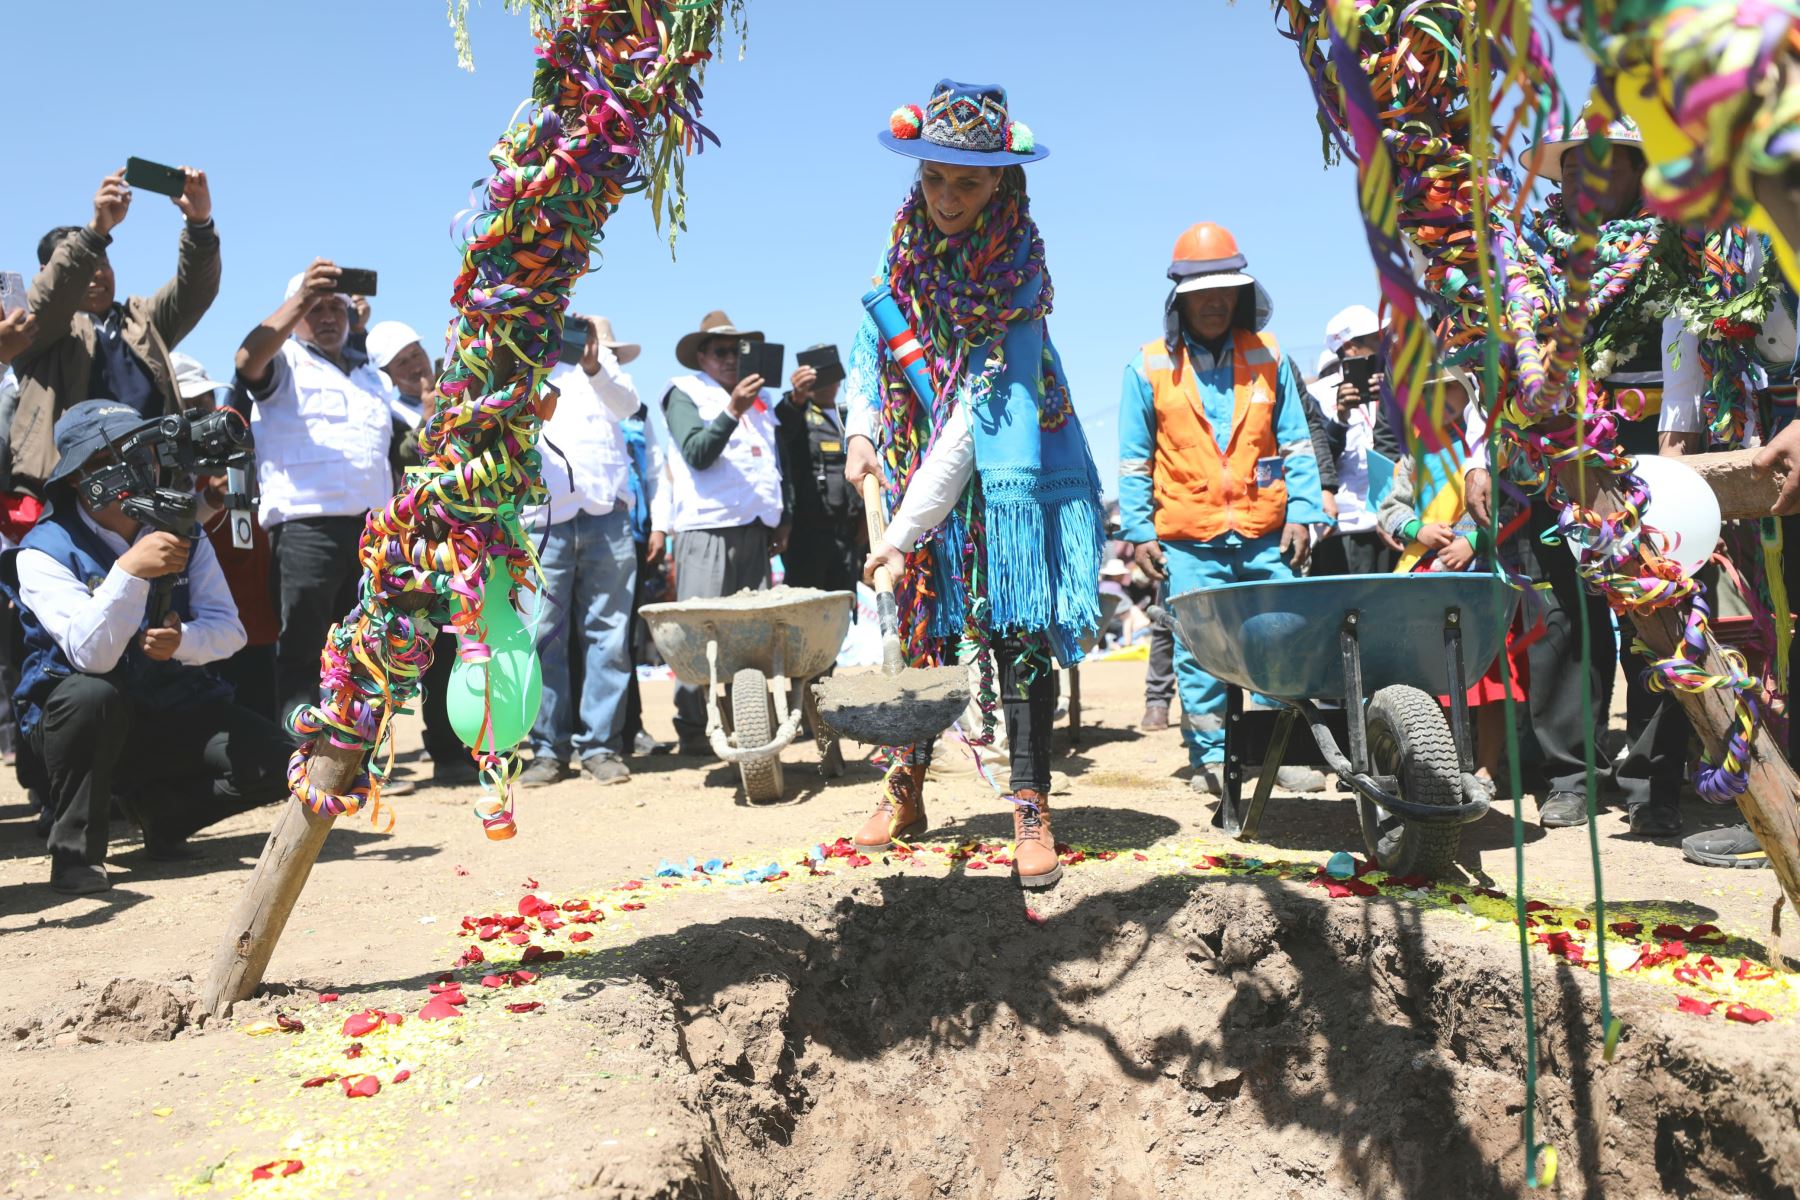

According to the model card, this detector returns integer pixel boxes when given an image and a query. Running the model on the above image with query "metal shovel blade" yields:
[811,665,970,747]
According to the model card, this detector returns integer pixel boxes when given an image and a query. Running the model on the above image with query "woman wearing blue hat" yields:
[841,79,1105,889]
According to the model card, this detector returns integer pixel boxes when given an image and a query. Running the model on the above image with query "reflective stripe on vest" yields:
[1140,330,1286,542]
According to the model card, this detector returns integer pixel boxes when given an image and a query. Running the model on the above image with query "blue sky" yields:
[4,0,1574,495]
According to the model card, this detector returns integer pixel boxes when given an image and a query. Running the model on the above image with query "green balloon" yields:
[446,561,543,753]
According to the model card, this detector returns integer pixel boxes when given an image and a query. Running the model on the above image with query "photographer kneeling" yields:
[2,401,290,895]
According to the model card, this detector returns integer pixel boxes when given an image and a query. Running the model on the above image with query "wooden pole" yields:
[200,747,353,1016]
[1679,449,1788,521]
[1579,458,1800,921]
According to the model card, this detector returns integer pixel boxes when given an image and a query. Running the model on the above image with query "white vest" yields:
[530,361,631,527]
[664,373,784,532]
[252,340,393,528]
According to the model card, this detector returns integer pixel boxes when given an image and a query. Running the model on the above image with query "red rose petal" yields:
[275,1013,305,1033]
[1676,995,1719,1016]
[506,1001,543,1014]
[1653,923,1691,942]
[251,1159,304,1180]
[480,974,506,988]
[619,902,645,912]
[1689,923,1726,943]
[344,1042,364,1060]
[317,993,340,1004]
[1024,908,1045,925]
[1525,900,1553,913]
[570,931,593,943]
[392,1069,411,1084]
[561,899,590,912]
[509,970,537,985]
[1132,852,1149,862]
[428,981,464,995]
[619,880,643,891]
[418,994,465,1022]
[1726,1003,1773,1025]
[1736,958,1775,982]
[340,1074,381,1098]
[341,1011,381,1038]
[1609,921,1643,938]
[456,946,485,967]
[521,877,539,889]
[454,864,470,876]
[519,895,548,917]
[521,945,544,963]
[301,1075,338,1088]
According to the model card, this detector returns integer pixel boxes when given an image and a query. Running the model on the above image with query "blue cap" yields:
[44,400,154,491]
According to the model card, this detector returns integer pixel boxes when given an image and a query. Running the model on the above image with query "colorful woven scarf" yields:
[874,180,1061,658]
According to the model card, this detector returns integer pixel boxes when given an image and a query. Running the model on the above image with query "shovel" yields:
[811,475,971,747]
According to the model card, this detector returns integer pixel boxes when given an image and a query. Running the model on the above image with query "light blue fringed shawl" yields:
[847,248,1106,666]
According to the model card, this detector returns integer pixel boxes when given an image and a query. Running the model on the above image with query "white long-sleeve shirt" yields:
[531,350,640,527]
[883,405,975,551]
[16,509,246,673]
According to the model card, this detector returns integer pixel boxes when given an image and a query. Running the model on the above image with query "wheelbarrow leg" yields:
[1441,607,1475,777]
[799,676,845,777]
[1238,706,1296,843]
[1216,685,1247,835]
[1340,611,1370,774]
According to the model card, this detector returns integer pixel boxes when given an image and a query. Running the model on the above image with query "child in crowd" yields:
[1377,369,1532,787]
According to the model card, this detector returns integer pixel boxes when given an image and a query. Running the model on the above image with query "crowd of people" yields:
[2,85,1797,895]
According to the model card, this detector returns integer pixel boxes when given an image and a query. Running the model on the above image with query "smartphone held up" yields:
[124,156,189,198]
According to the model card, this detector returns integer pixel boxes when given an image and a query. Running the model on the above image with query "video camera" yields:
[77,409,256,623]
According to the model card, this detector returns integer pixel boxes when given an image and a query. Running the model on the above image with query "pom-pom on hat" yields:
[878,79,1049,167]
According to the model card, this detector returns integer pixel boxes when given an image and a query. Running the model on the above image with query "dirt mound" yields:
[638,873,1800,1199]
[11,977,195,1048]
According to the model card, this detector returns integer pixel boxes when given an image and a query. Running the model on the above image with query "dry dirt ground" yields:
[1,662,1798,1198]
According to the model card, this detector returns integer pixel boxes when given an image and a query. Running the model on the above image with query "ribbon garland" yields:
[284,0,737,836]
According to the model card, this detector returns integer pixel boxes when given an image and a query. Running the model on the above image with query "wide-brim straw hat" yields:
[675,310,762,371]
[1518,116,1644,183]
[588,315,640,365]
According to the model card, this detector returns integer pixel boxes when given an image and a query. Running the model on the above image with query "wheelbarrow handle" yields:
[860,474,907,675]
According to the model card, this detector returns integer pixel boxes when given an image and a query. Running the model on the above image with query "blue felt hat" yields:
[878,79,1049,167]
[45,400,153,492]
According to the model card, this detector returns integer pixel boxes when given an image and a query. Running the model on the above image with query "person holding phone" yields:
[660,309,790,756]
[233,260,395,739]
[842,80,1106,890]
[8,166,220,498]
[1116,222,1329,800]
[515,314,643,789]
[1309,304,1404,576]
[776,344,863,592]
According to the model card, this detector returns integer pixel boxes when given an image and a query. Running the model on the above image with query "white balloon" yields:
[1631,454,1722,577]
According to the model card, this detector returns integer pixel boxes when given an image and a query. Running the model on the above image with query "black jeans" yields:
[912,636,1055,794]
[419,629,463,767]
[33,674,291,865]
[1310,528,1397,576]
[269,515,366,730]
[213,643,278,724]
[1521,498,1688,808]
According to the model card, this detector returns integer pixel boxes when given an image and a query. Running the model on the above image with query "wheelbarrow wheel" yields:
[730,667,785,803]
[1359,684,1461,878]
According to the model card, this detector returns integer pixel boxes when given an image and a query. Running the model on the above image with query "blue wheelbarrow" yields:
[1163,573,1519,877]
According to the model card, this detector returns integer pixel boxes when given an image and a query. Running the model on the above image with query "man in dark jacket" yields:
[9,167,221,497]
[775,348,862,592]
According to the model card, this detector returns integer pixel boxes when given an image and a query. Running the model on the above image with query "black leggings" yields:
[910,636,1054,794]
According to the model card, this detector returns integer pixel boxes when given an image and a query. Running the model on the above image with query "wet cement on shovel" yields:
[812,665,971,747]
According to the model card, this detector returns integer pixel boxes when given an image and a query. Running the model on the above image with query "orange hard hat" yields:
[1171,222,1242,266]
[1168,222,1253,293]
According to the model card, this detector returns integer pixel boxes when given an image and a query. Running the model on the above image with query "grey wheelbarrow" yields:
[1162,573,1518,877]
[641,586,855,802]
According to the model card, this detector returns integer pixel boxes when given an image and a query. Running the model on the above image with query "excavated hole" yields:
[642,872,1800,1200]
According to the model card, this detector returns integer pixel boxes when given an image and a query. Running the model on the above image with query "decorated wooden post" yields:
[202,0,740,1017]
[1587,451,1800,924]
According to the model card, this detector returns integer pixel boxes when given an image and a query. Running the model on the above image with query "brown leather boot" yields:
[854,761,928,850]
[1010,790,1062,889]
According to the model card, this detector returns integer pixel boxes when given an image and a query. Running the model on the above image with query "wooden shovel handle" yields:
[860,474,895,597]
